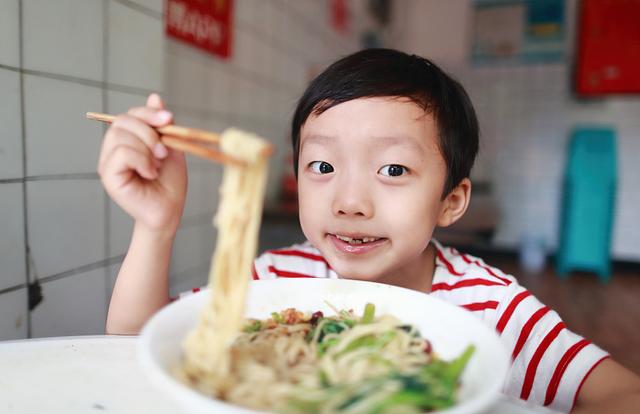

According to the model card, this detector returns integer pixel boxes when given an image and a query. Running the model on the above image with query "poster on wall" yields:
[472,0,564,65]
[165,0,234,59]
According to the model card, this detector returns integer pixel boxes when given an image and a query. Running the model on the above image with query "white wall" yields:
[0,0,367,340]
[391,0,640,261]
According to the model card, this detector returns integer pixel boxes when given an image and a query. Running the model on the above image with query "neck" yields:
[376,242,436,294]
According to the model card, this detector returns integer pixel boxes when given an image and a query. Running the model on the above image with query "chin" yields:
[329,262,385,282]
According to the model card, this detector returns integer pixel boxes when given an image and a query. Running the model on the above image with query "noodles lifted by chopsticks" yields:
[181,128,270,392]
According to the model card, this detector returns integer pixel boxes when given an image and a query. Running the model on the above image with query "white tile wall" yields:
[31,268,107,337]
[27,180,105,277]
[163,46,211,111]
[106,89,147,114]
[0,289,28,340]
[127,0,164,14]
[170,224,214,277]
[108,0,164,91]
[24,75,103,176]
[0,68,22,179]
[0,0,368,339]
[0,184,25,291]
[182,169,221,221]
[0,0,20,67]
[459,62,640,260]
[22,0,103,81]
[168,261,209,298]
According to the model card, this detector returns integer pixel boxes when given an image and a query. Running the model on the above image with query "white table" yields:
[0,336,553,413]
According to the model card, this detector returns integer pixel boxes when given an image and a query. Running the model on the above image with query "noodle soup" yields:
[139,279,509,414]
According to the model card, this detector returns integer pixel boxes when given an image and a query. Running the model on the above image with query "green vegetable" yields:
[242,319,262,333]
[339,331,396,356]
[287,344,476,414]
[317,337,340,355]
[361,303,376,324]
[271,312,284,324]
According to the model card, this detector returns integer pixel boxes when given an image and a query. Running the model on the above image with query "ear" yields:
[437,178,472,227]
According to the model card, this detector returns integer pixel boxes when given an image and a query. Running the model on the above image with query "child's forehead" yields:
[301,97,438,148]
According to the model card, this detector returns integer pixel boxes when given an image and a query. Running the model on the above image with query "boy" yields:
[100,49,640,412]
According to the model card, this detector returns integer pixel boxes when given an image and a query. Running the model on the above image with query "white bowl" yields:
[139,278,509,414]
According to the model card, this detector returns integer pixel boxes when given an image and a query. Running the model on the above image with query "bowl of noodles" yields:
[139,278,509,414]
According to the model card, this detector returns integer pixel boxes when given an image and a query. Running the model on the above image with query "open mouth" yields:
[334,234,382,245]
[328,233,388,255]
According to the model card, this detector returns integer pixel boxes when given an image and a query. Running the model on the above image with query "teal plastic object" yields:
[556,127,617,282]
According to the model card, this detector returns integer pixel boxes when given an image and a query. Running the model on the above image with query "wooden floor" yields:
[479,254,640,375]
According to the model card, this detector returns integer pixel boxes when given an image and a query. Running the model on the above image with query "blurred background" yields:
[0,0,638,371]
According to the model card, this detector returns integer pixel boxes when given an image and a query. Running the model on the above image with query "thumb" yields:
[147,93,165,110]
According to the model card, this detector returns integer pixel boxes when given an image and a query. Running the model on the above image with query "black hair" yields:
[291,48,479,198]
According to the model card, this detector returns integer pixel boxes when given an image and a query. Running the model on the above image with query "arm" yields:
[573,358,640,413]
[100,93,187,334]
[105,224,174,334]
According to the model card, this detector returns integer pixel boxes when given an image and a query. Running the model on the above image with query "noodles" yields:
[181,128,270,394]
[183,303,473,413]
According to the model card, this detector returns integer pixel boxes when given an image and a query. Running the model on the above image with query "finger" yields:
[113,114,168,159]
[147,93,165,110]
[127,106,173,127]
[99,144,158,185]
[99,126,156,172]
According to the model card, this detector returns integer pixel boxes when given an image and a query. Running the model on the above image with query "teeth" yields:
[335,235,380,244]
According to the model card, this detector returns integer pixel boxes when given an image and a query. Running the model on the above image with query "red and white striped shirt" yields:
[249,240,609,412]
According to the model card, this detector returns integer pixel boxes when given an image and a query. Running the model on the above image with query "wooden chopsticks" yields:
[86,112,243,166]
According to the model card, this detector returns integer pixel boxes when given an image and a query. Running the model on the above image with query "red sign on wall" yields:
[576,0,640,95]
[165,0,234,59]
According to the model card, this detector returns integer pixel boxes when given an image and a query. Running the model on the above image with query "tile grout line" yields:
[0,63,156,97]
[112,0,162,20]
[17,0,32,338]
[0,253,125,295]
[0,254,128,297]
[0,173,100,184]
[38,255,126,286]
[0,62,294,129]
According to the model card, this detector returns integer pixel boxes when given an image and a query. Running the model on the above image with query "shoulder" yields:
[253,241,338,280]
[430,240,517,320]
[430,241,609,411]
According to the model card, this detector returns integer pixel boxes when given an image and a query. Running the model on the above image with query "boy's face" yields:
[297,97,450,283]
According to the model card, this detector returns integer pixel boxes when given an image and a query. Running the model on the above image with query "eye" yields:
[378,164,407,177]
[309,161,334,174]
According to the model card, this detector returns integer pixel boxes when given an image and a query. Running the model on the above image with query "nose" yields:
[331,174,374,218]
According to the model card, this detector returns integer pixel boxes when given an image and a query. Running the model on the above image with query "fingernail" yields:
[157,110,172,122]
[153,143,168,158]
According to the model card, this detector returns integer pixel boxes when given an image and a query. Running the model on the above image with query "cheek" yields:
[376,190,442,239]
[297,179,325,238]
